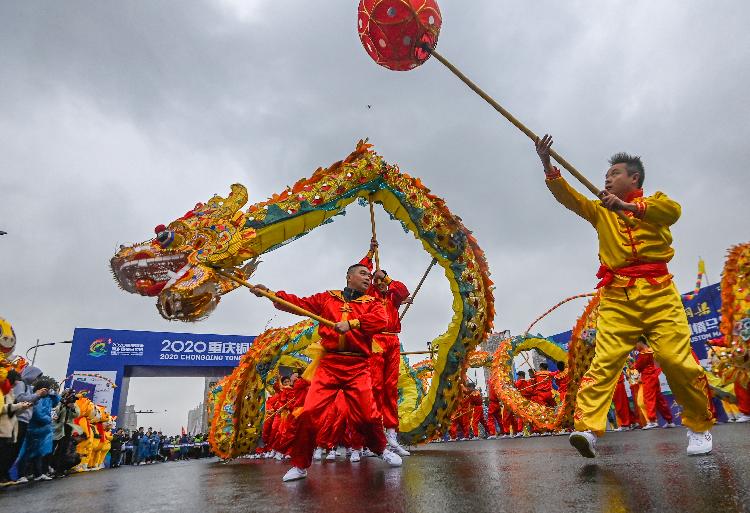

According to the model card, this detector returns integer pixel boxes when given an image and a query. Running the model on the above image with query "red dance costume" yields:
[612,371,636,427]
[487,382,501,436]
[449,388,472,439]
[360,254,410,430]
[316,392,364,450]
[554,369,570,405]
[262,389,282,450]
[273,289,388,469]
[514,377,531,432]
[634,348,673,424]
[274,378,310,454]
[468,388,492,437]
[532,370,556,407]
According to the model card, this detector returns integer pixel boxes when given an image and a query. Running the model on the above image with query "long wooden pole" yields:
[425,46,634,227]
[216,269,336,328]
[400,350,436,356]
[399,257,438,321]
[368,197,380,270]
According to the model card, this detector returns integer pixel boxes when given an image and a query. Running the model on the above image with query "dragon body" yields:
[112,141,494,448]
[712,242,750,386]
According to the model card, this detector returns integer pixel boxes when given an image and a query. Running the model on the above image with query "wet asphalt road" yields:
[2,424,749,513]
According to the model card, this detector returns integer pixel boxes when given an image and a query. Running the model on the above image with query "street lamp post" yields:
[25,339,73,366]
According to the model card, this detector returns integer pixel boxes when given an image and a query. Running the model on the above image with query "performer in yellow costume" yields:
[534,135,714,457]
[73,394,96,471]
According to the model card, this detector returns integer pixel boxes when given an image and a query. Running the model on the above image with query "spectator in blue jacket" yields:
[16,376,60,482]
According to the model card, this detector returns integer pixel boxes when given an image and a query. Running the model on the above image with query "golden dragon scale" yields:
[111,141,494,451]
[712,242,750,386]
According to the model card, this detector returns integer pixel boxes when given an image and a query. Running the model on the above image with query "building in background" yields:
[186,377,222,434]
[119,405,138,432]
[187,402,204,435]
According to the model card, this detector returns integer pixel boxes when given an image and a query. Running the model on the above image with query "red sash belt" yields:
[596,262,669,288]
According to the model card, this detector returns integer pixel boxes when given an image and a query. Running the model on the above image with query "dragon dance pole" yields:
[368,197,381,270]
[399,257,438,321]
[216,269,336,328]
[356,2,634,226]
[424,46,634,227]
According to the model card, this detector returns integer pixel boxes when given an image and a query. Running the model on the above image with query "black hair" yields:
[347,263,369,275]
[32,375,59,392]
[6,369,22,385]
[609,152,645,187]
[557,361,565,371]
[539,362,548,370]
[517,371,526,378]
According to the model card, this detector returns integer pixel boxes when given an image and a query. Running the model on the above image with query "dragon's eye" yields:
[156,230,174,247]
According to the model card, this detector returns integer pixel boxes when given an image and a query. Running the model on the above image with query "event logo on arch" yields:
[88,337,112,358]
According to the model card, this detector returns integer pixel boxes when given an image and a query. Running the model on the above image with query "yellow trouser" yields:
[574,279,714,435]
[722,400,740,417]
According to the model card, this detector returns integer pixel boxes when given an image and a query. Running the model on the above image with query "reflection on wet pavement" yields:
[1,424,748,513]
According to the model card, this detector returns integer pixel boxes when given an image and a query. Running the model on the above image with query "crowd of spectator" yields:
[1,364,212,488]
[115,428,211,466]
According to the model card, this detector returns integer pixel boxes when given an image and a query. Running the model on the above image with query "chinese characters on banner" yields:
[682,283,722,360]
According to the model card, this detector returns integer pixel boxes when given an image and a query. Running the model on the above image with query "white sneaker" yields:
[386,430,411,456]
[663,422,676,429]
[735,414,750,423]
[350,449,361,463]
[274,452,283,461]
[380,447,402,467]
[487,435,497,440]
[34,474,53,481]
[362,448,376,457]
[313,447,323,461]
[569,431,597,458]
[686,429,712,456]
[642,422,659,430]
[325,450,336,461]
[282,467,307,482]
[14,476,29,484]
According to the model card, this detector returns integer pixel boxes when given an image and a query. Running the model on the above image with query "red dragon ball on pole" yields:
[357,0,442,71]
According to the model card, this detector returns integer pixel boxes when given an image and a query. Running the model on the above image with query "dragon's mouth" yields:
[110,246,190,297]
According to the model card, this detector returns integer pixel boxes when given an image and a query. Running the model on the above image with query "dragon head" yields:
[110,184,260,321]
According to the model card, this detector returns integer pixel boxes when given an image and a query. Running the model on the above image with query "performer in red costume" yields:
[261,382,283,458]
[486,378,501,438]
[532,363,557,407]
[501,401,518,438]
[612,370,637,430]
[448,383,472,440]
[359,240,412,456]
[253,262,401,482]
[467,382,492,439]
[514,371,532,435]
[709,336,750,422]
[634,337,675,429]
[274,372,310,458]
[553,361,570,405]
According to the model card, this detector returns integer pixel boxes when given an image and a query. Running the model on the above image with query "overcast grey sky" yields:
[1,1,748,434]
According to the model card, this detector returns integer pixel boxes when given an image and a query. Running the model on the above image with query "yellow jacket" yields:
[546,174,680,287]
